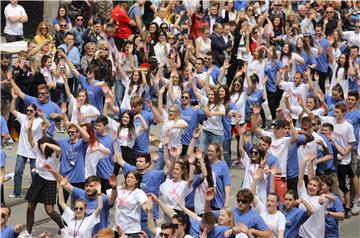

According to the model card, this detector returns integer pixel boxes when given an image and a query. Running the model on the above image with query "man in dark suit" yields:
[204,3,223,34]
[210,23,232,66]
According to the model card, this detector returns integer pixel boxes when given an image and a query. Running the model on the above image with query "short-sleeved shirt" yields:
[77,74,104,113]
[325,194,344,238]
[232,208,269,231]
[254,201,286,238]
[4,3,26,35]
[71,187,110,236]
[0,225,16,238]
[189,218,232,238]
[112,5,132,39]
[160,179,193,210]
[210,160,231,209]
[62,207,100,238]
[279,204,308,238]
[24,95,62,137]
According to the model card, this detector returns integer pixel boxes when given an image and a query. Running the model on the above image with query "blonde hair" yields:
[35,21,52,37]
[220,208,235,227]
[168,104,181,121]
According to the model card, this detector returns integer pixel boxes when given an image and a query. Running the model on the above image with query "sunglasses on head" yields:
[74,207,84,211]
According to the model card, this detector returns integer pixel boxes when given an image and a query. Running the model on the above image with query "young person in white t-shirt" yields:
[63,76,100,125]
[159,143,194,213]
[59,178,102,238]
[81,123,111,179]
[108,171,150,237]
[191,80,226,153]
[252,167,286,238]
[320,103,356,218]
[9,94,49,198]
[298,153,332,238]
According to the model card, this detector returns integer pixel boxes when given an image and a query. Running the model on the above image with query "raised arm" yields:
[10,92,18,118]
[187,128,201,156]
[147,197,157,236]
[146,99,163,123]
[157,86,166,116]
[107,175,118,205]
[94,183,103,217]
[113,139,125,167]
[284,111,298,144]
[251,104,262,137]
[58,183,68,211]
[58,50,80,79]
[298,153,316,188]
[8,72,26,100]
[149,193,177,218]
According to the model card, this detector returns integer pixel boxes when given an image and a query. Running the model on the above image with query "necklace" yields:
[73,216,85,238]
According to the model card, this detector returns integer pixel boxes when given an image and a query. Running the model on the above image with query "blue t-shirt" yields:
[1,116,9,142]
[71,187,110,236]
[204,65,221,84]
[314,38,330,73]
[175,100,203,146]
[316,134,335,174]
[345,109,360,150]
[287,135,306,178]
[325,96,346,116]
[24,95,61,137]
[58,139,88,183]
[211,160,231,209]
[0,225,16,238]
[123,162,165,220]
[264,59,282,92]
[53,16,72,26]
[189,218,232,238]
[295,50,317,74]
[185,173,204,209]
[232,208,269,231]
[222,102,238,140]
[133,110,154,154]
[279,204,308,238]
[77,74,105,113]
[246,89,264,115]
[96,133,114,179]
[325,194,344,238]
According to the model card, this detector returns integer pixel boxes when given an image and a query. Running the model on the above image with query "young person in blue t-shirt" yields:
[0,206,24,238]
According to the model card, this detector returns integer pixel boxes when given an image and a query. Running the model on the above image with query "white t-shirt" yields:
[200,96,225,136]
[16,114,43,158]
[260,130,291,177]
[160,111,187,148]
[241,154,267,205]
[33,145,60,181]
[254,200,286,238]
[320,117,356,165]
[194,172,217,215]
[120,76,146,110]
[68,95,100,124]
[195,37,211,59]
[195,71,215,97]
[329,61,349,98]
[291,106,324,118]
[298,183,327,238]
[230,92,247,125]
[106,117,143,148]
[160,179,193,210]
[4,3,26,35]
[279,81,309,119]
[114,186,148,234]
[297,131,328,175]
[84,142,108,178]
[247,54,266,89]
[62,207,100,238]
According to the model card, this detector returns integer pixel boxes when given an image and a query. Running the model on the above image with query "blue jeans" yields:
[114,80,125,108]
[13,155,36,196]
[141,220,156,238]
[201,130,224,153]
[223,138,232,168]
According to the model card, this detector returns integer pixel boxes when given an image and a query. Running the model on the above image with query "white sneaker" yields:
[352,200,360,215]
[18,230,32,238]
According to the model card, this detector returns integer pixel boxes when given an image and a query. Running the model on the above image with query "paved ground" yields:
[2,122,360,237]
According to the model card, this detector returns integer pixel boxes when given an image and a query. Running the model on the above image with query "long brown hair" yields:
[81,123,98,148]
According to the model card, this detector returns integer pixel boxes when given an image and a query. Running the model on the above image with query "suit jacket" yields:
[204,15,223,29]
[210,32,231,66]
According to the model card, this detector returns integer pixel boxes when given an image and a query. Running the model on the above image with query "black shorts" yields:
[25,173,57,204]
[337,164,354,193]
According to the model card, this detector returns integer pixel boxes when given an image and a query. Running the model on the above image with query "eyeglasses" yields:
[26,109,34,113]
[237,198,248,204]
[160,233,171,238]
[355,26,360,29]
[251,151,259,155]
[38,92,48,96]
[0,213,8,218]
[60,24,67,27]
[181,96,189,100]
[74,207,84,211]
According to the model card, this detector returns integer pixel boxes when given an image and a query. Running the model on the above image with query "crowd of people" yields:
[1,0,360,237]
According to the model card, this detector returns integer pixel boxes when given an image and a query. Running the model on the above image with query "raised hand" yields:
[253,168,263,181]
[164,129,171,146]
[284,110,292,123]
[314,72,319,82]
[205,187,215,202]
[169,146,179,159]
[150,150,159,162]
[145,99,153,108]
[59,176,69,187]
[192,128,201,139]
[297,94,304,106]
[108,174,117,188]
[252,104,261,115]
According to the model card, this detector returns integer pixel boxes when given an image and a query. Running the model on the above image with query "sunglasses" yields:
[161,27,168,29]
[326,11,334,14]
[60,24,67,27]
[237,198,249,204]
[234,84,240,87]
[74,207,84,211]
[26,109,34,113]
[181,96,189,100]
[41,27,48,30]
[160,233,171,238]
[1,213,8,218]
[251,151,259,155]
[38,92,48,96]
[100,48,109,51]
[168,37,175,40]
[76,18,83,21]
[86,70,93,74]
[204,57,212,60]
